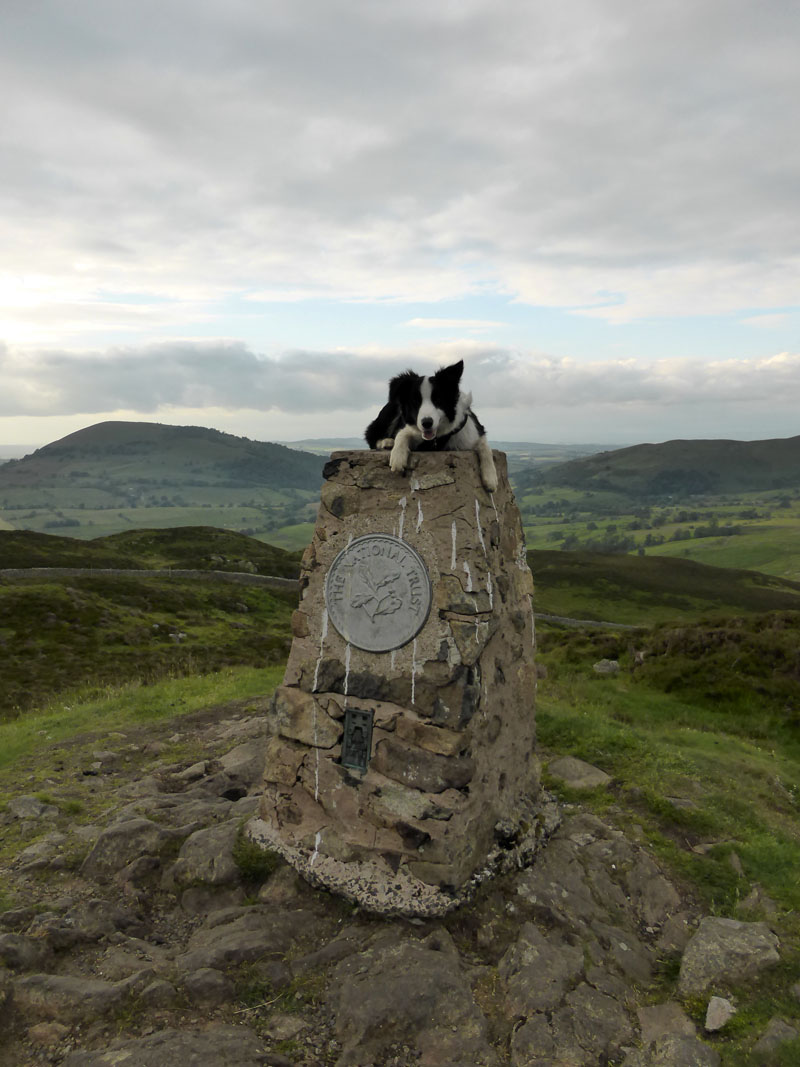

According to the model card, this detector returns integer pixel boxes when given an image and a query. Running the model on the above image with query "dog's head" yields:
[389,360,465,441]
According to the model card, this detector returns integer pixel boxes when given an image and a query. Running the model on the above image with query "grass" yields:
[0,570,297,719]
[0,664,284,772]
[528,549,800,625]
[535,618,800,1063]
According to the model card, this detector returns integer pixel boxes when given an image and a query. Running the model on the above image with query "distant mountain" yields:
[521,435,800,497]
[0,421,323,492]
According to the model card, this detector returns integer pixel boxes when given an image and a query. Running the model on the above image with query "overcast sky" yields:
[2,0,799,448]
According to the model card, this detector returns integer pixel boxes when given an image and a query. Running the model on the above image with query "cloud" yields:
[402,319,507,331]
[3,340,799,421]
[1,0,799,342]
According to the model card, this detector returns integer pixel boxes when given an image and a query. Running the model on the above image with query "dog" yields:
[364,359,498,492]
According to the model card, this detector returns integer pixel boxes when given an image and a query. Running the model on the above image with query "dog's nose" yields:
[421,417,433,429]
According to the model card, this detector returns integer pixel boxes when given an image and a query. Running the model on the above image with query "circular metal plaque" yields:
[324,534,432,652]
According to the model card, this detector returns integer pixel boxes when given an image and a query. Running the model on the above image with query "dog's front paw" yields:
[389,443,409,473]
[376,438,395,450]
[482,469,498,493]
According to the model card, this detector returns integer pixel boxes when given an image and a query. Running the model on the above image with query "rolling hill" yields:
[0,421,323,492]
[519,434,800,497]
[0,526,301,576]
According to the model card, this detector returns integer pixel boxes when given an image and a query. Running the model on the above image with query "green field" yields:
[521,486,800,582]
[528,549,800,625]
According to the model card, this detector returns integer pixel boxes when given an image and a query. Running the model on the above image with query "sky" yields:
[2,0,799,449]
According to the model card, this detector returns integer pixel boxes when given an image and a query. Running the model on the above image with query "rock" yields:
[81,817,183,881]
[169,819,241,888]
[739,884,778,916]
[60,1025,269,1066]
[624,1034,721,1066]
[514,814,673,983]
[139,978,179,1008]
[0,932,47,971]
[16,832,67,870]
[752,1016,799,1054]
[183,967,235,1005]
[180,885,245,915]
[28,1021,70,1047]
[548,755,612,790]
[219,739,266,788]
[499,922,584,1013]
[372,737,475,793]
[331,934,498,1066]
[678,917,780,995]
[510,984,633,1066]
[96,943,172,981]
[13,971,152,1023]
[271,686,342,748]
[176,907,309,972]
[636,1001,696,1044]
[265,1012,307,1041]
[8,795,59,819]
[704,995,736,1031]
[593,658,620,674]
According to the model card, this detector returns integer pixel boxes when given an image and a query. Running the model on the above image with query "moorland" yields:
[1,422,800,1063]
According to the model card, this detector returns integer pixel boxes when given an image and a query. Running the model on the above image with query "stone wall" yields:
[248,448,540,915]
[0,568,299,592]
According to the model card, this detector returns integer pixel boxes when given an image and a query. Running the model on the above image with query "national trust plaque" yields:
[324,534,432,652]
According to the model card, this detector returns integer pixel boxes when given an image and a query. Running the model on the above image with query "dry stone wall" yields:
[248,448,540,915]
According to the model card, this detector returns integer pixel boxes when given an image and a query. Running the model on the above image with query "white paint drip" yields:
[462,560,473,592]
[310,830,322,867]
[475,498,487,558]
[311,610,329,802]
[487,571,494,610]
[490,492,499,522]
[343,642,351,707]
[398,496,407,540]
[451,521,457,570]
[312,610,329,692]
[416,498,423,532]
[411,640,419,704]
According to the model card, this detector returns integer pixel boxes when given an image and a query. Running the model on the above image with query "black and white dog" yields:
[365,360,498,492]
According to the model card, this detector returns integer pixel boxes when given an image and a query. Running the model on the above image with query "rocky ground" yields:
[0,703,795,1066]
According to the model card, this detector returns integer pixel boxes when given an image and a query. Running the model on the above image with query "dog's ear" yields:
[435,360,464,383]
[389,369,420,401]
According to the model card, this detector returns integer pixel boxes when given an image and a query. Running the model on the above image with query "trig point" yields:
[248,448,541,916]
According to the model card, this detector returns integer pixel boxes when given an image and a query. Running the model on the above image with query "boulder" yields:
[678,917,780,996]
[331,934,498,1066]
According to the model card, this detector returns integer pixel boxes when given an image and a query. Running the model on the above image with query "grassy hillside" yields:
[0,421,322,541]
[0,527,302,719]
[528,548,800,624]
[0,572,296,720]
[0,526,302,576]
[0,421,323,490]
[523,434,800,497]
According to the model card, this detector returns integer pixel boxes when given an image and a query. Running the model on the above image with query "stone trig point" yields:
[248,448,540,915]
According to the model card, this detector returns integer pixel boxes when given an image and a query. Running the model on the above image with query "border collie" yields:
[364,360,498,492]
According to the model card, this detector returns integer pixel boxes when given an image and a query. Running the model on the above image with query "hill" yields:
[528,548,800,625]
[520,434,800,497]
[0,421,323,492]
[0,526,301,577]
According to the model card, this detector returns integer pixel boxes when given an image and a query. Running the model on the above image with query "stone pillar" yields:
[248,449,540,916]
